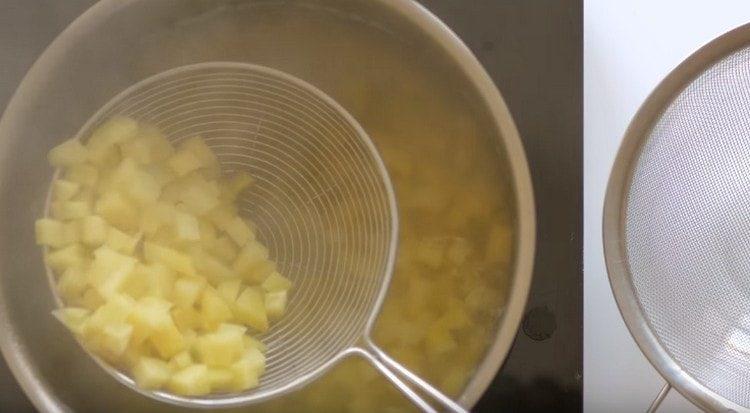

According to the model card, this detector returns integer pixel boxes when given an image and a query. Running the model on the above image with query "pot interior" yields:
[0,1,519,411]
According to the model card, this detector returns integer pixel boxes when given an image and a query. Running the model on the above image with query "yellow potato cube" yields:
[57,267,89,302]
[242,335,267,352]
[128,296,172,345]
[168,364,210,396]
[221,172,254,200]
[78,288,106,311]
[105,227,140,255]
[143,242,196,277]
[233,242,269,278]
[207,236,238,263]
[132,357,171,390]
[261,272,292,293]
[143,163,176,186]
[168,150,203,177]
[98,322,134,361]
[224,216,254,247]
[179,136,218,168]
[169,351,193,371]
[178,175,220,216]
[64,164,99,188]
[264,291,287,320]
[217,279,242,304]
[139,202,175,236]
[174,211,200,241]
[234,287,268,332]
[149,320,185,359]
[80,215,108,247]
[191,248,236,280]
[50,200,91,220]
[48,138,88,167]
[46,244,87,272]
[89,247,137,299]
[195,329,244,367]
[172,277,205,309]
[171,306,202,332]
[87,117,138,165]
[145,263,178,298]
[200,288,233,330]
[229,358,259,392]
[95,191,138,231]
[35,218,65,248]
[207,368,234,391]
[206,203,236,230]
[52,307,90,335]
[54,179,81,202]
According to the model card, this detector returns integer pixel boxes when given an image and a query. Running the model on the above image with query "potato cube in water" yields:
[48,138,88,167]
[132,357,171,390]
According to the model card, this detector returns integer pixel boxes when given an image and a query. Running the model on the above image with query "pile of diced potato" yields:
[35,117,292,396]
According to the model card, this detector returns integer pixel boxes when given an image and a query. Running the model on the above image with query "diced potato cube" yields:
[242,335,267,352]
[121,264,150,299]
[145,263,177,298]
[169,351,193,371]
[84,294,134,331]
[52,307,90,335]
[172,277,205,309]
[446,238,472,265]
[224,217,254,247]
[206,204,236,230]
[97,322,134,360]
[140,202,175,236]
[133,125,174,163]
[143,163,176,187]
[46,244,87,272]
[191,248,236,280]
[57,267,89,302]
[132,357,171,390]
[207,368,234,391]
[221,172,254,200]
[105,227,140,255]
[174,211,200,241]
[264,291,287,320]
[261,272,292,293]
[207,236,239,263]
[65,164,99,188]
[178,175,220,216]
[485,224,512,264]
[200,288,233,330]
[234,287,268,332]
[87,117,138,165]
[143,242,196,277]
[217,279,242,304]
[80,215,108,247]
[128,296,173,345]
[89,247,137,298]
[78,288,106,311]
[233,242,269,278]
[50,200,91,220]
[229,349,264,391]
[168,150,203,177]
[54,179,81,202]
[35,218,65,248]
[229,358,259,391]
[149,320,185,359]
[48,138,88,167]
[179,136,218,168]
[168,364,210,396]
[171,306,202,332]
[195,328,244,367]
[95,191,138,231]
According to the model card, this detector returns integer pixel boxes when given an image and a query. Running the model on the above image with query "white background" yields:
[585,1,750,412]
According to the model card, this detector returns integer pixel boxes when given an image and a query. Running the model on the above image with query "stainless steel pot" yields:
[0,1,535,411]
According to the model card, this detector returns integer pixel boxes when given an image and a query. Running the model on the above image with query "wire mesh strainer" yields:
[604,24,750,413]
[49,62,465,413]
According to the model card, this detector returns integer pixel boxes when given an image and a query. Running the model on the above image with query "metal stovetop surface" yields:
[0,1,581,411]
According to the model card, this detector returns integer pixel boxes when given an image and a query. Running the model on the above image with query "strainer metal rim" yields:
[603,22,750,413]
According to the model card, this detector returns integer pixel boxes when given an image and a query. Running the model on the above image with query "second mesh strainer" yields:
[605,23,750,413]
[54,62,465,413]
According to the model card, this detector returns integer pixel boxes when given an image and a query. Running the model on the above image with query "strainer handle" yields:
[351,339,468,413]
[646,383,670,413]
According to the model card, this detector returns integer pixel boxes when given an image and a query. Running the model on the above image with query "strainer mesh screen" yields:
[625,46,750,406]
